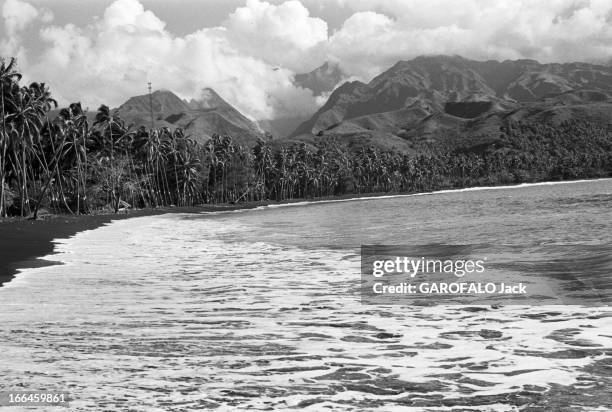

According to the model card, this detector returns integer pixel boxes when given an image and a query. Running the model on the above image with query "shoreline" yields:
[1,176,610,288]
[250,176,612,210]
[0,204,264,287]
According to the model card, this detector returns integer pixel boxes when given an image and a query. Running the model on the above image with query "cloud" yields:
[102,0,165,32]
[326,0,612,79]
[5,0,612,121]
[2,0,40,34]
[19,0,319,121]
[1,0,53,59]
[223,0,328,70]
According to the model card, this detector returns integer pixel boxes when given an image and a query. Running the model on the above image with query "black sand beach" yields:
[0,191,391,287]
[1,178,608,288]
[0,205,259,287]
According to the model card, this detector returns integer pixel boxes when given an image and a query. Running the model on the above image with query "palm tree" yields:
[43,103,89,215]
[5,83,55,216]
[93,105,127,212]
[132,126,157,206]
[0,58,22,217]
[31,106,73,218]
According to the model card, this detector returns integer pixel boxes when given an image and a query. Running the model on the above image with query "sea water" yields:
[0,179,611,410]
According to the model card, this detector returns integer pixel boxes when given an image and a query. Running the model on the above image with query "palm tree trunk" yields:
[144,161,156,206]
[172,152,180,205]
[10,150,23,217]
[0,82,5,218]
[56,163,74,214]
[0,142,6,217]
[32,119,68,219]
[0,173,5,217]
[74,136,81,215]
[108,122,117,212]
[0,153,4,215]
[20,142,27,216]
[162,166,171,205]
[81,136,89,213]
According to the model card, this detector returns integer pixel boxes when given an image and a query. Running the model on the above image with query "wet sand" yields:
[0,191,393,288]
[0,204,259,287]
[2,177,609,288]
[0,211,609,410]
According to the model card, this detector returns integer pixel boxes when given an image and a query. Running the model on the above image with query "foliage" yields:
[1,57,611,217]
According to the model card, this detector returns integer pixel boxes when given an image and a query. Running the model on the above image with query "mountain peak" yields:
[152,89,178,96]
[188,87,233,110]
[413,54,466,62]
[294,61,346,96]
[289,55,612,139]
[116,87,263,145]
[119,89,190,116]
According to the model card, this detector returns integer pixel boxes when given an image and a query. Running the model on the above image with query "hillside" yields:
[294,61,346,96]
[289,55,612,152]
[116,88,263,146]
[258,62,347,139]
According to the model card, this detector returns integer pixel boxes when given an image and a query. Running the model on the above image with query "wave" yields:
[0,213,609,410]
[198,177,612,215]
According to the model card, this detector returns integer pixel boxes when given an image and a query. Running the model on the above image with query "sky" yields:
[2,0,612,120]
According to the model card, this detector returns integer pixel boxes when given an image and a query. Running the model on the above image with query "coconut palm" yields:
[5,83,56,216]
[93,105,128,212]
[30,104,81,219]
[0,58,22,216]
[48,103,89,214]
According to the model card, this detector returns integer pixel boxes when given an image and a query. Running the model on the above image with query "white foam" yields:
[0,210,609,410]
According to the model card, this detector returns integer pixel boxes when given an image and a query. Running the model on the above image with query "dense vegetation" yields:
[1,57,611,218]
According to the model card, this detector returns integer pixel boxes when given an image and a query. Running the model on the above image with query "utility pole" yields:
[148,81,154,130]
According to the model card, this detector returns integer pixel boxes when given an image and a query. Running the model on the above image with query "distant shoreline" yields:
[244,176,612,211]
[1,176,610,288]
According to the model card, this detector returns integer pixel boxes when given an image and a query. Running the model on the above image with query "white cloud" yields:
[102,0,165,32]
[223,0,328,70]
[224,0,328,54]
[4,0,612,121]
[1,0,53,59]
[326,0,612,79]
[2,0,39,34]
[20,0,319,120]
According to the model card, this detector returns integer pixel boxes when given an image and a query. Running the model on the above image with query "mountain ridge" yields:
[258,61,348,138]
[116,88,263,146]
[288,55,612,151]
[294,61,346,96]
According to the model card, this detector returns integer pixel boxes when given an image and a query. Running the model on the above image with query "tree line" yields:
[1,57,611,218]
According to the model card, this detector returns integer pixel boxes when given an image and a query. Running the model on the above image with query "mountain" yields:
[289,55,612,152]
[115,89,190,128]
[116,88,263,145]
[294,61,346,96]
[258,62,348,139]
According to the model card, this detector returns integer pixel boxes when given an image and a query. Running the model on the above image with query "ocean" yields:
[1,179,611,411]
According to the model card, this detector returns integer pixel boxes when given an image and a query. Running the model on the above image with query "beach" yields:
[0,204,263,287]
[3,2,612,409]
[2,177,610,288]
[0,189,401,287]
[0,178,610,410]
